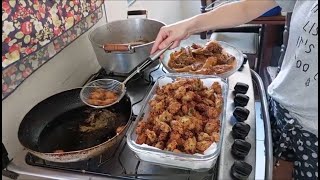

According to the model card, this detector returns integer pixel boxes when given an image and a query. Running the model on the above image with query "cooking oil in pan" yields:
[37,106,127,153]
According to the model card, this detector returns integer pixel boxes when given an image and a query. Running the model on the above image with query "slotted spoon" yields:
[80,42,173,108]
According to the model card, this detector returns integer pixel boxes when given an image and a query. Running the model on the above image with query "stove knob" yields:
[233,107,250,122]
[234,94,249,107]
[234,82,249,95]
[238,54,248,71]
[230,160,252,180]
[231,139,251,159]
[232,122,251,139]
[242,54,248,65]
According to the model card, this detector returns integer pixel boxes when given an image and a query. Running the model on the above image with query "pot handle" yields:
[127,10,148,19]
[103,41,147,53]
[103,43,132,52]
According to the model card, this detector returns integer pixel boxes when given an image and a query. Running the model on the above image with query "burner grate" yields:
[25,136,218,180]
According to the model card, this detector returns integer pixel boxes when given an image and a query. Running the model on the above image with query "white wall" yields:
[2,16,106,159]
[105,0,201,24]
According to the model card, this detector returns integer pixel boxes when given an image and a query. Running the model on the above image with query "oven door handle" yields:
[251,69,273,180]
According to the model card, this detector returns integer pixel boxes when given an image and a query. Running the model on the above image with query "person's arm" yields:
[187,0,278,34]
[151,0,278,53]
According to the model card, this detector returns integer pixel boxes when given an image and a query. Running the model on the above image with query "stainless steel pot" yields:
[89,12,165,75]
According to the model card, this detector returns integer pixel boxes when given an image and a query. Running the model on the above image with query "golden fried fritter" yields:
[170,120,184,134]
[196,141,212,152]
[206,107,219,119]
[168,101,182,114]
[156,121,171,133]
[204,120,220,134]
[166,140,178,151]
[197,132,212,142]
[136,121,147,135]
[146,129,157,143]
[212,132,220,142]
[159,132,168,141]
[155,141,165,150]
[184,137,197,154]
[211,82,222,94]
[136,134,147,145]
[157,110,173,122]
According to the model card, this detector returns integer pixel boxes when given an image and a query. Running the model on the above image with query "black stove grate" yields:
[25,136,218,180]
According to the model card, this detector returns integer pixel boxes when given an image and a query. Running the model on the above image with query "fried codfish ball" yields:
[215,94,223,112]
[182,91,196,102]
[206,107,219,119]
[168,101,182,114]
[149,100,165,113]
[166,140,178,151]
[211,82,222,94]
[183,130,194,139]
[89,90,104,100]
[179,116,195,131]
[196,141,212,153]
[159,132,168,141]
[193,118,204,134]
[145,129,157,143]
[184,137,197,154]
[204,120,220,134]
[195,103,208,112]
[203,98,215,107]
[197,132,212,142]
[156,86,165,95]
[135,121,147,135]
[157,110,173,122]
[170,120,184,134]
[169,132,184,146]
[136,134,147,145]
[155,141,165,150]
[212,132,220,142]
[156,121,171,133]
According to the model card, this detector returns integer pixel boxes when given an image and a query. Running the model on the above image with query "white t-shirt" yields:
[268,0,318,136]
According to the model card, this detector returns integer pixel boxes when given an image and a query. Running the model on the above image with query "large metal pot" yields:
[89,18,165,75]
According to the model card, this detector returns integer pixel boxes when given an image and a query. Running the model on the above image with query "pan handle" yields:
[122,42,173,85]
[103,41,147,53]
[127,10,148,19]
[103,43,133,53]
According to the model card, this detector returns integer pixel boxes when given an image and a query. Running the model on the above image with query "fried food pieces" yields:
[135,78,222,154]
[87,88,118,106]
[168,40,236,75]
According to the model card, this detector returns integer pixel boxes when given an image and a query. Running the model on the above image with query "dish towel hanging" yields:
[2,0,104,100]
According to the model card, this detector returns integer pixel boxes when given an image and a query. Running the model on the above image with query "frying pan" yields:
[18,88,132,163]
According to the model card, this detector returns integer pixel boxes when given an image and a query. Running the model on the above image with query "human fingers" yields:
[151,28,168,54]
[171,40,181,49]
[158,35,176,50]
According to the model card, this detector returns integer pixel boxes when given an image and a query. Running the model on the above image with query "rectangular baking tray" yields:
[126,73,228,171]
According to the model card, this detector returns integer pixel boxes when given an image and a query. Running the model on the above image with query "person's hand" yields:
[150,22,190,54]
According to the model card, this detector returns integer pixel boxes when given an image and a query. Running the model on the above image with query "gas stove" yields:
[3,61,272,180]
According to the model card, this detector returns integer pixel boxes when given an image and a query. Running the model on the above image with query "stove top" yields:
[22,64,218,180]
[4,61,266,180]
